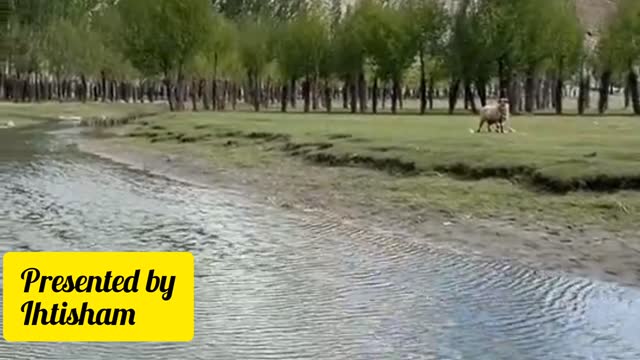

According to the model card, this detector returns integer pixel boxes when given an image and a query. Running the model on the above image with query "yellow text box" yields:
[3,252,194,342]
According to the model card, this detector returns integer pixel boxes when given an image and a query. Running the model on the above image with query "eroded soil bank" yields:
[76,131,640,290]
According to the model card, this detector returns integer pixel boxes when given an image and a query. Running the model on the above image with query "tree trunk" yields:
[16,75,23,102]
[289,78,296,108]
[120,81,128,103]
[391,78,399,114]
[198,79,208,110]
[624,83,630,108]
[69,79,75,101]
[372,77,378,114]
[211,53,218,111]
[130,83,136,103]
[46,76,52,101]
[281,83,288,112]
[585,76,591,109]
[231,82,237,110]
[79,74,87,103]
[349,74,357,113]
[428,77,434,110]
[358,72,366,113]
[554,76,563,115]
[598,70,611,114]
[476,79,487,107]
[464,84,470,110]
[312,75,319,110]
[627,69,640,115]
[324,79,332,113]
[342,79,348,109]
[577,65,589,115]
[147,81,154,103]
[382,87,387,109]
[498,58,508,98]
[516,82,523,113]
[448,79,460,114]
[261,79,269,109]
[303,75,311,113]
[23,72,31,102]
[419,50,426,114]
[34,73,40,102]
[211,79,218,111]
[99,71,106,102]
[250,71,260,112]
[190,79,198,111]
[57,76,64,102]
[534,79,542,110]
[544,77,552,109]
[464,81,477,114]
[163,76,175,112]
[524,68,535,113]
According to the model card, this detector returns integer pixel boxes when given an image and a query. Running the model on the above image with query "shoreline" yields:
[75,131,640,290]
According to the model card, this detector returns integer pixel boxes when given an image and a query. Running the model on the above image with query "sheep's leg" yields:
[477,119,486,133]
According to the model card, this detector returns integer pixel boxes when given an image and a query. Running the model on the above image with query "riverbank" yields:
[74,110,640,288]
[0,102,167,128]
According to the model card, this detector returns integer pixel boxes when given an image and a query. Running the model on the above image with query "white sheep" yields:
[476,98,511,134]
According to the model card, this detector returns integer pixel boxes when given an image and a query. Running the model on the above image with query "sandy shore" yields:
[76,134,640,289]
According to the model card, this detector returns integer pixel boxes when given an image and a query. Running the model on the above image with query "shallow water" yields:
[1,124,640,360]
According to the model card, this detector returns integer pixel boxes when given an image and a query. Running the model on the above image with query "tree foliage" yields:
[1,0,636,115]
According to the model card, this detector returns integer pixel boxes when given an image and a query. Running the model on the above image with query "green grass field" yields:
[114,110,640,231]
[130,111,640,191]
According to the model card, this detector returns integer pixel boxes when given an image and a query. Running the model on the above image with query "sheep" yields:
[476,98,510,134]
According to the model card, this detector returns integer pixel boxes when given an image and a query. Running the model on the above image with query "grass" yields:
[109,110,640,232]
[0,102,167,127]
[128,112,640,190]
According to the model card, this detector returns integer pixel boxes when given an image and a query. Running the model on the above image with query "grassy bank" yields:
[103,111,640,232]
[0,102,167,127]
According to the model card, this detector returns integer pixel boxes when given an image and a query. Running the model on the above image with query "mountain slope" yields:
[576,0,616,34]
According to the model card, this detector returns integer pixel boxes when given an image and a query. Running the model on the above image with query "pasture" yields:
[120,110,640,231]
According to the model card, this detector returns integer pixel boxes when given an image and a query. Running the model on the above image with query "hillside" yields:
[576,0,616,34]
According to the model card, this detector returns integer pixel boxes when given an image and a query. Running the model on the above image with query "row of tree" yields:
[0,0,639,115]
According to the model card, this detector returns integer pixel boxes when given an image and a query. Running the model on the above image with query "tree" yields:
[597,0,640,115]
[515,0,558,113]
[276,8,329,113]
[359,1,418,114]
[118,0,213,111]
[333,2,371,114]
[407,0,448,114]
[546,0,583,114]
[446,0,494,113]
[476,0,522,101]
[214,0,308,21]
[236,14,275,111]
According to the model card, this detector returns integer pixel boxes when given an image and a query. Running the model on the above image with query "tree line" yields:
[0,0,638,115]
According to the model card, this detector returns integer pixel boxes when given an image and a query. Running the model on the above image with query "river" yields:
[1,123,639,359]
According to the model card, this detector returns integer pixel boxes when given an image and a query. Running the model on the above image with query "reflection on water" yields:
[1,125,639,360]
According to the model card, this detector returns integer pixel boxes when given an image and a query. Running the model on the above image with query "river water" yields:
[0,123,639,360]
